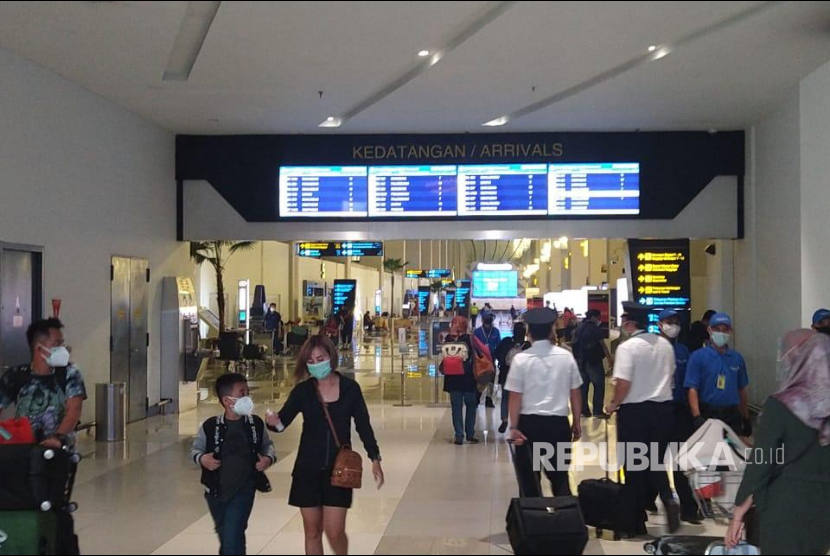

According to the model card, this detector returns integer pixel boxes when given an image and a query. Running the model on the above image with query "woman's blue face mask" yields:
[307,359,332,380]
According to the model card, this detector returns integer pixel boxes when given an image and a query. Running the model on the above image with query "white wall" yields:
[800,60,830,325]
[734,90,802,406]
[0,48,190,420]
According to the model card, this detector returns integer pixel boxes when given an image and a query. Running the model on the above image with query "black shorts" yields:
[288,470,353,509]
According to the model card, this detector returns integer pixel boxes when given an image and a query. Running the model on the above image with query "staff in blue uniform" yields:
[684,312,750,434]
[656,309,701,523]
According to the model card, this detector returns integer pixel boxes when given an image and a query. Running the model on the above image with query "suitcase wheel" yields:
[70,453,82,464]
[67,502,79,513]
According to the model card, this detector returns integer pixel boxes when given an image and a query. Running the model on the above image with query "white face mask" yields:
[42,346,70,368]
[661,323,681,339]
[229,396,254,417]
[711,332,731,348]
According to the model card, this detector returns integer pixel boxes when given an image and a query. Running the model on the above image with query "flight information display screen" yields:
[455,280,471,310]
[332,279,357,315]
[457,164,548,216]
[368,165,457,217]
[279,166,368,217]
[277,163,639,218]
[548,163,640,215]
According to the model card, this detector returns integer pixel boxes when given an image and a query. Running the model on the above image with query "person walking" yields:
[571,309,613,419]
[494,321,531,434]
[265,335,384,556]
[506,308,583,497]
[725,329,830,554]
[440,316,479,445]
[474,311,501,409]
[605,303,681,534]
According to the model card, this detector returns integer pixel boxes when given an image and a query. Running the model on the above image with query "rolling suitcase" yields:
[505,441,589,555]
[577,419,643,539]
[0,444,80,512]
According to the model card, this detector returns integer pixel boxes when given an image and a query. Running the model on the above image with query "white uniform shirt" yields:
[505,340,583,417]
[612,331,675,404]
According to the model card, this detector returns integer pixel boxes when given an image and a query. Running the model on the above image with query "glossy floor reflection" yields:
[71,333,727,555]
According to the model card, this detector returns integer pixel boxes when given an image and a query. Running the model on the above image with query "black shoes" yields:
[454,437,463,445]
[498,421,508,434]
[645,501,659,513]
[485,397,495,408]
[681,510,703,525]
[467,437,481,444]
[666,501,681,534]
[581,410,592,418]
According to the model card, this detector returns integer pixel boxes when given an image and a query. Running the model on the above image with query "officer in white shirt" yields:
[605,302,680,534]
[506,308,583,497]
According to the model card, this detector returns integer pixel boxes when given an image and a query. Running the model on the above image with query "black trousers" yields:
[617,401,675,519]
[650,402,699,517]
[513,414,572,497]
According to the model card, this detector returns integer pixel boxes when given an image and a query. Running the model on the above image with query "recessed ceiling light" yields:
[418,49,430,57]
[648,45,657,52]
[651,46,671,60]
[318,116,343,128]
[482,116,509,127]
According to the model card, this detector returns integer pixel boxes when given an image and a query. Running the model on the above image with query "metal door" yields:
[0,247,42,368]
[128,258,148,422]
[110,257,131,390]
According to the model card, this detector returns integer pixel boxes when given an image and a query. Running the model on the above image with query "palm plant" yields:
[190,241,256,333]
[382,258,408,316]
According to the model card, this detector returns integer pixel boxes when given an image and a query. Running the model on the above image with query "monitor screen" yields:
[332,279,357,315]
[472,270,519,298]
[279,166,368,217]
[548,162,640,215]
[368,165,457,217]
[457,164,548,216]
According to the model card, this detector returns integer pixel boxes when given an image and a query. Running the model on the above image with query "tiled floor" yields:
[68,335,728,555]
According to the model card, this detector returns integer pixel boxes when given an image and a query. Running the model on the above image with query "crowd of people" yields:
[1,301,828,555]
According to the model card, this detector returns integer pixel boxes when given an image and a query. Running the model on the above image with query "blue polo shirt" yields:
[684,345,748,406]
[672,341,691,405]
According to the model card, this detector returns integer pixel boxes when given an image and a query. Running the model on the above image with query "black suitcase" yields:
[506,496,589,555]
[0,444,80,512]
[577,420,643,539]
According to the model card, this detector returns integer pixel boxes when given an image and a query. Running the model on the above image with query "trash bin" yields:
[95,383,126,442]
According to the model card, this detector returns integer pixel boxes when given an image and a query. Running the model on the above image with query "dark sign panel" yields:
[296,241,383,257]
[332,279,357,315]
[426,268,451,278]
[406,269,427,279]
[628,239,691,333]
[455,280,472,313]
[417,286,431,315]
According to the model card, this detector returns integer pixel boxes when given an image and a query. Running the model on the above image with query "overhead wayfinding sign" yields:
[296,241,383,258]
[426,268,452,278]
[628,239,691,332]
[406,269,427,279]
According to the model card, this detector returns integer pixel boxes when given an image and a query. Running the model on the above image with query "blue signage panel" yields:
[426,268,451,278]
[472,270,519,298]
[549,162,640,215]
[279,166,368,217]
[457,164,548,216]
[417,286,431,315]
[368,165,457,217]
[296,241,383,257]
[444,289,456,310]
[455,280,471,313]
[332,279,357,315]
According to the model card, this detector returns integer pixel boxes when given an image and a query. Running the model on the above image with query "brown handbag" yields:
[316,384,363,489]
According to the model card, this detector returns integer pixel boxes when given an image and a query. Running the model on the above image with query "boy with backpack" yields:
[192,374,275,555]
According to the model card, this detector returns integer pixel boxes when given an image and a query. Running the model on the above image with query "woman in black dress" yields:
[266,335,384,555]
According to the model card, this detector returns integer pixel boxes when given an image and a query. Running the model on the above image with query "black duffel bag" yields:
[506,495,588,555]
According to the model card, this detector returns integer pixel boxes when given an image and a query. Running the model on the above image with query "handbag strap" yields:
[314,381,342,449]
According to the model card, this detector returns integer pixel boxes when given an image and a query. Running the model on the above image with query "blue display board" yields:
[457,164,548,216]
[549,163,640,215]
[332,279,357,315]
[472,270,519,298]
[444,289,456,310]
[455,280,471,312]
[417,286,431,315]
[368,165,457,217]
[279,166,368,217]
[296,241,383,257]
[426,268,451,278]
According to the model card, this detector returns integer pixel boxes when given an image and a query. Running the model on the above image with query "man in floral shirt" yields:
[0,318,86,448]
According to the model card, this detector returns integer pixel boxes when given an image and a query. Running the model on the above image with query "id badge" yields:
[716,374,727,390]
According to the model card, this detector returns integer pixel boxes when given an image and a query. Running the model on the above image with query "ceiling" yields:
[1,1,829,134]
